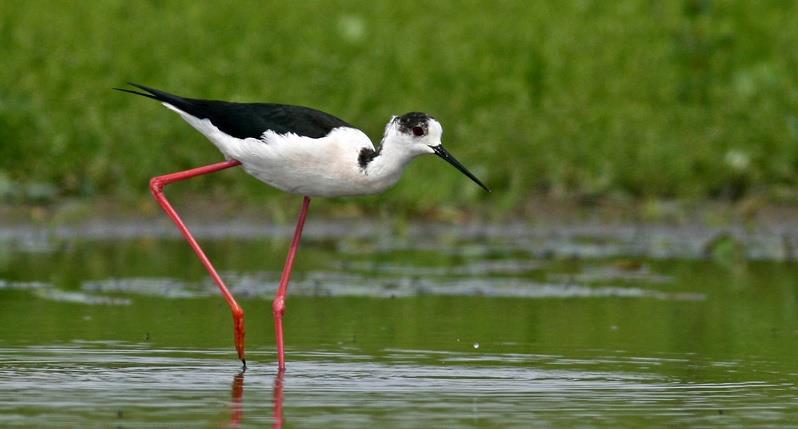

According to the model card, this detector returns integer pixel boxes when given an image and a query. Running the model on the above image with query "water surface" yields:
[1,221,797,427]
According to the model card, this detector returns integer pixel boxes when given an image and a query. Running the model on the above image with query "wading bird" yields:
[116,83,489,370]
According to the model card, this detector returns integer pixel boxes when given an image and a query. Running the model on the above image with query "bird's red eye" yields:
[412,126,424,136]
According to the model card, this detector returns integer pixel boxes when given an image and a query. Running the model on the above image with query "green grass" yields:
[2,0,798,217]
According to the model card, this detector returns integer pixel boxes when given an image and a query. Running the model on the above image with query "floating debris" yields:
[33,289,131,306]
[83,278,210,299]
[0,280,50,290]
[549,264,672,285]
[69,274,706,301]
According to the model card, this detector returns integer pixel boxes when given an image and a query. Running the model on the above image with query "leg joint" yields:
[272,297,286,316]
[149,176,166,194]
[232,306,245,320]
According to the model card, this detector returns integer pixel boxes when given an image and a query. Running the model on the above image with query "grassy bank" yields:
[2,1,798,217]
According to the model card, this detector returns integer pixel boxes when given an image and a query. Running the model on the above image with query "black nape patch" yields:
[358,146,382,169]
[395,112,433,135]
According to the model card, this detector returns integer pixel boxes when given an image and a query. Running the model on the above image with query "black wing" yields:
[115,83,354,139]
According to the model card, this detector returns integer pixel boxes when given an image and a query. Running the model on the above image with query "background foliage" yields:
[2,0,798,216]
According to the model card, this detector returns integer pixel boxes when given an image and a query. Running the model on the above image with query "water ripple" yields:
[0,344,794,427]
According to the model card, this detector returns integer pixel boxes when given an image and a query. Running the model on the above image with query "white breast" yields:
[234,127,379,196]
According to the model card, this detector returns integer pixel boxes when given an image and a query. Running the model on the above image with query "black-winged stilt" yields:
[116,83,489,370]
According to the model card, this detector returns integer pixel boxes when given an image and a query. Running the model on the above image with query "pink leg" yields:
[149,159,248,367]
[273,196,311,370]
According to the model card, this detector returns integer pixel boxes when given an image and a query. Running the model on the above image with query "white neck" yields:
[360,137,418,194]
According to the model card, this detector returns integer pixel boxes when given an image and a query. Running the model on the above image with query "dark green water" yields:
[1,224,797,427]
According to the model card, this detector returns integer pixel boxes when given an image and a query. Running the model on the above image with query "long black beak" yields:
[430,145,490,192]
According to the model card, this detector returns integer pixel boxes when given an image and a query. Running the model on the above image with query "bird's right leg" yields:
[273,196,311,371]
[149,159,248,367]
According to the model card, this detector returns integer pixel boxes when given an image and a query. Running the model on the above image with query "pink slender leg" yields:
[273,196,311,370]
[149,159,248,366]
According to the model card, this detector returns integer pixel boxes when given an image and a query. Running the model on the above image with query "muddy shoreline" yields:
[3,199,798,261]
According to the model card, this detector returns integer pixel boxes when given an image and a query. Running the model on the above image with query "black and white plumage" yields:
[116,83,489,197]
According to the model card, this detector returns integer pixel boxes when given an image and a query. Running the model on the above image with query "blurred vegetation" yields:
[1,0,798,218]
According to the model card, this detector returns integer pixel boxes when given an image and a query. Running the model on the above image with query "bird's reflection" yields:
[227,368,286,429]
[230,371,245,428]
[273,370,285,429]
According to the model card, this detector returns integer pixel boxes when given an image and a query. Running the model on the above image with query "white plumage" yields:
[165,102,447,197]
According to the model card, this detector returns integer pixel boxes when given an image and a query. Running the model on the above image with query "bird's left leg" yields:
[149,159,248,367]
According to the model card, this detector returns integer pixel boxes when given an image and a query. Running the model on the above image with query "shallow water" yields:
[1,222,797,427]
[2,345,796,428]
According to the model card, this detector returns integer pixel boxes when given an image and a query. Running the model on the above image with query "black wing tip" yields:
[113,82,159,99]
[113,86,159,100]
[125,82,156,93]
[113,82,184,106]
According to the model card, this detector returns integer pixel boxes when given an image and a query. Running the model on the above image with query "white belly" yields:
[226,128,385,197]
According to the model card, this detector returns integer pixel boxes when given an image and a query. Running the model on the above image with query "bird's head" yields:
[384,112,490,192]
